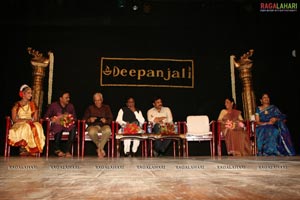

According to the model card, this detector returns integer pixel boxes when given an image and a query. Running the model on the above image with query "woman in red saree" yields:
[8,84,45,156]
[218,97,251,156]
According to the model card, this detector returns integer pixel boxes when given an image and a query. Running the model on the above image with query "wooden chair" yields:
[182,115,215,157]
[80,120,115,157]
[4,116,43,157]
[216,120,256,156]
[44,119,81,158]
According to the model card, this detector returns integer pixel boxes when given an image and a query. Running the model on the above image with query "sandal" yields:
[102,149,106,157]
[55,150,65,157]
[97,148,106,158]
[65,152,72,158]
[20,151,30,156]
[29,153,39,157]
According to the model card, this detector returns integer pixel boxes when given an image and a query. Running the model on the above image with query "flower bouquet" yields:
[224,120,235,129]
[123,123,141,134]
[223,120,245,136]
[160,123,175,134]
[58,113,75,128]
[224,120,244,130]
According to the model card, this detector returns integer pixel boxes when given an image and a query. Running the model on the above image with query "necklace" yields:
[261,105,269,115]
[264,110,268,115]
[19,102,30,114]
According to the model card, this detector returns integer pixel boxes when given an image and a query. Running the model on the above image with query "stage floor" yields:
[1,156,300,200]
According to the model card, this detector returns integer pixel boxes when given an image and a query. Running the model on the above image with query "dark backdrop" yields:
[1,0,299,156]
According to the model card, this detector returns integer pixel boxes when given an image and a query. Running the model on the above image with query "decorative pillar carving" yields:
[233,49,256,120]
[27,47,50,118]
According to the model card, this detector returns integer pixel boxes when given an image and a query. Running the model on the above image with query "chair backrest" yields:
[186,115,211,135]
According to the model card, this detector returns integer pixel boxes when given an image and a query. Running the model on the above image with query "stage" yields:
[1,156,300,200]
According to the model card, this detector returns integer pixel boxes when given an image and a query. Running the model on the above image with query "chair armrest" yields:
[209,120,216,138]
[178,121,187,134]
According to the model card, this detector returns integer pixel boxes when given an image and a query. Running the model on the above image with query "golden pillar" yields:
[27,47,50,118]
[233,49,256,120]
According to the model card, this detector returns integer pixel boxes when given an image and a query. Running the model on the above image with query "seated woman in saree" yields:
[8,84,45,156]
[218,97,251,156]
[255,93,295,156]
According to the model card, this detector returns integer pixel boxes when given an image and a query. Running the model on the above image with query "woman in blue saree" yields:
[255,93,295,156]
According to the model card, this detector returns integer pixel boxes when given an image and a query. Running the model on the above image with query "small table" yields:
[115,133,149,157]
[147,133,187,157]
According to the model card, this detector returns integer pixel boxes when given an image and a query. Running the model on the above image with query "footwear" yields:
[160,150,165,157]
[65,152,72,158]
[97,148,103,158]
[29,153,39,157]
[124,152,131,157]
[257,152,262,156]
[233,152,242,156]
[97,148,106,158]
[153,150,160,157]
[20,151,30,156]
[131,152,137,157]
[19,147,29,156]
[55,150,65,157]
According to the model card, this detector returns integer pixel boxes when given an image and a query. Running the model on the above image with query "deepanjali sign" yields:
[100,57,194,88]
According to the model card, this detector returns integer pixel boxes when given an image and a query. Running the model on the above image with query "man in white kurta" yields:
[116,97,145,157]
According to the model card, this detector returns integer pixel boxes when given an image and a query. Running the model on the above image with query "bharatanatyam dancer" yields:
[8,84,45,156]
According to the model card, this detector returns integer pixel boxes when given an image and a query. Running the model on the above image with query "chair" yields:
[250,121,257,155]
[216,120,256,156]
[4,116,13,157]
[148,121,186,157]
[4,116,43,157]
[114,122,148,157]
[80,120,115,157]
[183,115,215,157]
[44,119,81,158]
